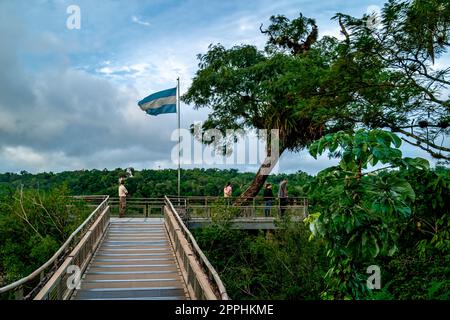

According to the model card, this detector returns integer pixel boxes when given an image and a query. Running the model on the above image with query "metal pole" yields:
[177,78,181,200]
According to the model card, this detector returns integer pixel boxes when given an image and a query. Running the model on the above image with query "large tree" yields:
[182,0,450,200]
[332,0,450,159]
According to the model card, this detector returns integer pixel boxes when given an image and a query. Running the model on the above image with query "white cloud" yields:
[131,15,151,27]
[0,111,16,133]
[96,66,130,75]
[321,26,344,39]
[0,146,83,172]
[3,146,45,167]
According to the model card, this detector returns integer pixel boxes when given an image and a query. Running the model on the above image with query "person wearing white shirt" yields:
[118,178,128,218]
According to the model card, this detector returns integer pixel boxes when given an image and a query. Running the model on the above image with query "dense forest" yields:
[0,186,90,289]
[0,168,311,198]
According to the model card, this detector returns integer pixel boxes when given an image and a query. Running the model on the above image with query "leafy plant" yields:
[193,220,327,300]
[0,186,89,287]
[305,129,430,299]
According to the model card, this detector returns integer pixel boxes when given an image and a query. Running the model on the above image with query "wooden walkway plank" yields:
[72,218,189,300]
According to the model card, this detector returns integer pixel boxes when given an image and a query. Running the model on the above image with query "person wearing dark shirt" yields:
[263,183,274,217]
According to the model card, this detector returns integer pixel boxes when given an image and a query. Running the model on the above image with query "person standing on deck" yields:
[263,183,274,217]
[223,182,232,205]
[278,179,288,218]
[118,178,128,218]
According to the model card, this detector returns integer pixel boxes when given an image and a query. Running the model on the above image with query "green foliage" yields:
[193,221,327,300]
[184,0,449,168]
[306,129,449,299]
[0,186,89,285]
[373,251,450,300]
[333,0,450,158]
[373,165,450,300]
[182,21,343,153]
[0,168,312,198]
[307,130,421,297]
[181,0,449,201]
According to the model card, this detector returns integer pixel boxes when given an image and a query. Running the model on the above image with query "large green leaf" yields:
[390,179,416,202]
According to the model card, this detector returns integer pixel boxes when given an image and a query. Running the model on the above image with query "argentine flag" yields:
[138,87,177,116]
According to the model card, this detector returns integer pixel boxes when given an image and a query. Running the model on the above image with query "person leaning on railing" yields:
[118,177,128,218]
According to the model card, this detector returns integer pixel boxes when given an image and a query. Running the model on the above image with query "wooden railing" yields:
[0,196,110,300]
[34,202,110,300]
[108,197,166,217]
[106,196,308,219]
[167,196,309,218]
[164,196,229,300]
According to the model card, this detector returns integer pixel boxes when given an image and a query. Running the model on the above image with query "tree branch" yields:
[401,137,450,160]
[393,127,450,152]
[338,16,350,43]
[15,186,44,240]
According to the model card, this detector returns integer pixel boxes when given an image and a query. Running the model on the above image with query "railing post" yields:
[253,197,256,217]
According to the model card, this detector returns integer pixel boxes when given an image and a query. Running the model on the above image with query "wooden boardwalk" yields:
[72,218,189,300]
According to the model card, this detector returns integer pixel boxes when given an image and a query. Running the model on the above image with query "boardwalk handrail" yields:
[167,195,308,219]
[167,195,308,203]
[164,196,229,300]
[35,201,110,300]
[0,195,109,298]
[108,197,166,217]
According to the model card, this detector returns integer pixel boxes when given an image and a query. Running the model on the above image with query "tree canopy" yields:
[182,0,450,199]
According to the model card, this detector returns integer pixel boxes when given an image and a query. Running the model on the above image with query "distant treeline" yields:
[0,168,312,198]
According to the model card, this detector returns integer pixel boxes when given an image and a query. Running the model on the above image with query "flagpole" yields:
[177,77,181,200]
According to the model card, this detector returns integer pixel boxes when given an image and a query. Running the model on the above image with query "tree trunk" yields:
[235,146,286,206]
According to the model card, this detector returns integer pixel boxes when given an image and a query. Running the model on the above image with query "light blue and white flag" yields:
[138,87,177,116]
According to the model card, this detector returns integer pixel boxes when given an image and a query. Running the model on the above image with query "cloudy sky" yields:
[0,0,448,175]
